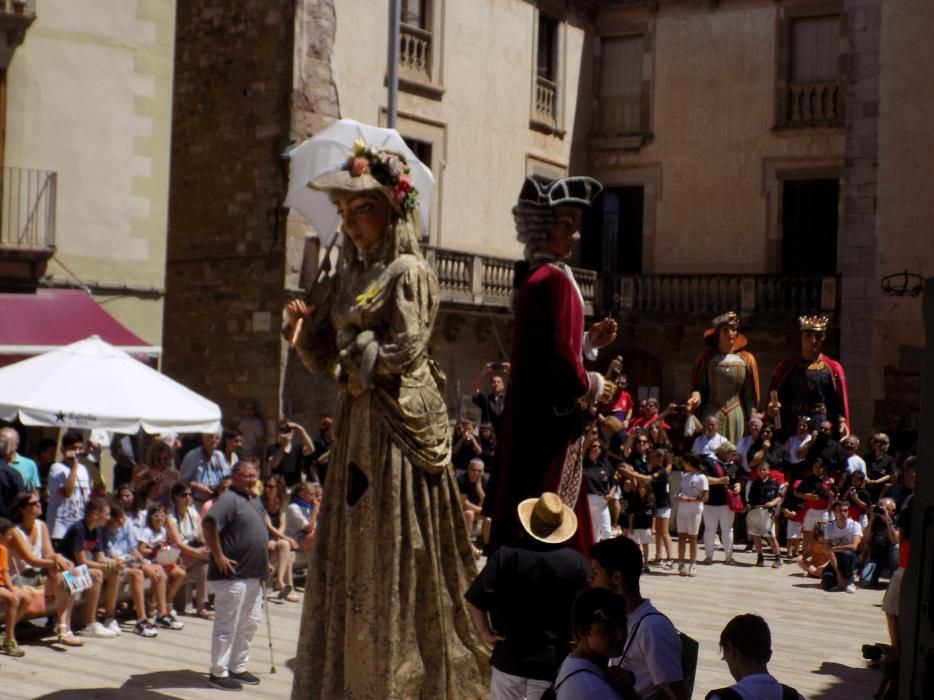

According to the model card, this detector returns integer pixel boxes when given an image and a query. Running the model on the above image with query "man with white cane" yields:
[203,457,269,691]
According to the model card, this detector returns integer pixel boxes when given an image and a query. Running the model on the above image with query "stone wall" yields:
[838,0,882,438]
[163,0,296,431]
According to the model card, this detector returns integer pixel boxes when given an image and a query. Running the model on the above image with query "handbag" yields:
[12,559,53,616]
[726,489,745,513]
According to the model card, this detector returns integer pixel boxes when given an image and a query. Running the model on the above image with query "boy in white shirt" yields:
[821,500,862,593]
[706,614,804,700]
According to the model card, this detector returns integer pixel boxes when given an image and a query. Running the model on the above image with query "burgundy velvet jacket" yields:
[484,261,596,553]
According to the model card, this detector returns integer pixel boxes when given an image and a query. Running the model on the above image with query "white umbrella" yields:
[284,118,435,246]
[0,336,222,434]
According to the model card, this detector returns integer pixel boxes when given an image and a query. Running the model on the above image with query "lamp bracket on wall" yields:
[881,270,924,298]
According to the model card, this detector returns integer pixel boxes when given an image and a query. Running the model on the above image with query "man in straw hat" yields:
[767,314,850,441]
[484,176,617,555]
[466,492,590,699]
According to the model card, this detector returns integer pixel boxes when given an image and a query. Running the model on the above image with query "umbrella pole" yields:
[387,0,401,128]
[290,237,339,348]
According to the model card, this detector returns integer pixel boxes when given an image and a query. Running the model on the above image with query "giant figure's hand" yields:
[587,317,618,349]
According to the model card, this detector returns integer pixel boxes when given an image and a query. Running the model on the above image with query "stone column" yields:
[839,0,882,435]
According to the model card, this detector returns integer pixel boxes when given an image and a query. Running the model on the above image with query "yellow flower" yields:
[352,139,367,155]
[355,283,381,306]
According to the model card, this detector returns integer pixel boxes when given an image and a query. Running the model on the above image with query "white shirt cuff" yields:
[583,333,598,361]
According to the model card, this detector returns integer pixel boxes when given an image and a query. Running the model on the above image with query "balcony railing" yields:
[616,273,839,320]
[1,167,57,249]
[424,245,596,315]
[786,81,842,127]
[400,23,431,81]
[534,76,557,123]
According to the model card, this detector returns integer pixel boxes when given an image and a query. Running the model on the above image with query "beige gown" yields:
[290,246,489,700]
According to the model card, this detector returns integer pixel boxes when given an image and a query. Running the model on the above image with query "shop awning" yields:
[0,290,160,367]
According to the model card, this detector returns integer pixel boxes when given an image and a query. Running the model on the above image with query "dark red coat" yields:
[484,262,596,553]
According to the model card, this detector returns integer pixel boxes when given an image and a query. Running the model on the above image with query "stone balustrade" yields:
[535,76,557,123]
[400,23,431,80]
[787,81,841,126]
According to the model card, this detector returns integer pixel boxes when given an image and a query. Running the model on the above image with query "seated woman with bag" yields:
[7,491,82,647]
[136,505,187,625]
[285,481,320,553]
[0,517,32,657]
[166,482,213,619]
[262,475,299,601]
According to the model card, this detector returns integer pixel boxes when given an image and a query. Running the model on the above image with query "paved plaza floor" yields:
[2,546,887,698]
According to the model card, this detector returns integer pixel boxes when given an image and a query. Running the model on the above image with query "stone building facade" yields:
[163,0,298,431]
[164,0,933,449]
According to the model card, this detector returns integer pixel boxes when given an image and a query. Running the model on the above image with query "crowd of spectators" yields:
[0,410,326,658]
[461,360,915,699]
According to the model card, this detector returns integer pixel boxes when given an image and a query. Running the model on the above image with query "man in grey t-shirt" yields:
[202,457,269,691]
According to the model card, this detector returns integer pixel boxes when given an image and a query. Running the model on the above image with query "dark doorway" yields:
[781,179,839,274]
[580,186,644,275]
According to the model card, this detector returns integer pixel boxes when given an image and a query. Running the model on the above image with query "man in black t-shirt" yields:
[202,458,270,691]
[266,421,315,486]
[863,433,896,502]
[465,493,589,697]
[800,421,847,483]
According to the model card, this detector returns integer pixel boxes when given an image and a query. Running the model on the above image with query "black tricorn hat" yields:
[517,175,603,208]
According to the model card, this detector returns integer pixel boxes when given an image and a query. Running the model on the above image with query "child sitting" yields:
[795,522,835,580]
[0,518,30,657]
[136,505,187,627]
[103,504,179,636]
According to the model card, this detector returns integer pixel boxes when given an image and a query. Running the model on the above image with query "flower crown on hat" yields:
[346,139,419,214]
[799,314,830,332]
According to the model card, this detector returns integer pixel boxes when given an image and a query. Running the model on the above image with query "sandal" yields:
[57,626,84,647]
[196,609,215,620]
[285,593,300,602]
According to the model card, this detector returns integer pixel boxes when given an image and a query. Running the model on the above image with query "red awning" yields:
[0,289,160,367]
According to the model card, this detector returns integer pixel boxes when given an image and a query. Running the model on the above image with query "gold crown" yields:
[798,314,830,332]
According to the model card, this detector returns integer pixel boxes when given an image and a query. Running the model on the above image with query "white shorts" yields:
[676,503,703,535]
[803,508,829,532]
[786,520,803,540]
[655,507,671,519]
[629,528,654,545]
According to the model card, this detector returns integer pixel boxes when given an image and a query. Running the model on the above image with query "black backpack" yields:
[541,667,602,700]
[705,684,800,700]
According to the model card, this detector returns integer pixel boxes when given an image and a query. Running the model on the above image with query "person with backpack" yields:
[552,587,632,699]
[706,614,804,700]
[589,536,690,700]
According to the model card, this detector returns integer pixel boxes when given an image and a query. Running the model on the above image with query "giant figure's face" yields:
[800,330,826,360]
[334,192,391,251]
[541,206,582,260]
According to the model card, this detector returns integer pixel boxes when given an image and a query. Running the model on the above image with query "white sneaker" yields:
[105,619,122,636]
[81,621,117,639]
[845,584,857,594]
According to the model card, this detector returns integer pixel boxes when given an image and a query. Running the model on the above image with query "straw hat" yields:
[517,492,578,544]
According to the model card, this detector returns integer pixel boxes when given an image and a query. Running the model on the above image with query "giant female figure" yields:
[284,142,487,699]
[686,311,761,444]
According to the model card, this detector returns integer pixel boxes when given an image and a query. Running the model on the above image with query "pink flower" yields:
[397,173,412,191]
[350,157,369,177]
[395,188,408,203]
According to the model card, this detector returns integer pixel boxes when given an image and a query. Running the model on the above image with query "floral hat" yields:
[309,139,419,215]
